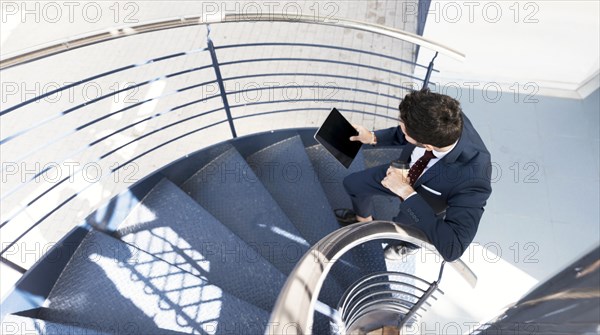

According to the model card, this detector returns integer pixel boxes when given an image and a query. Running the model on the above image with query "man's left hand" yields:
[381,166,415,200]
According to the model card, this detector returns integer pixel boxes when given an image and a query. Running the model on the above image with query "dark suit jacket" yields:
[374,114,492,261]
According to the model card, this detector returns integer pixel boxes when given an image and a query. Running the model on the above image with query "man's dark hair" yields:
[399,89,463,147]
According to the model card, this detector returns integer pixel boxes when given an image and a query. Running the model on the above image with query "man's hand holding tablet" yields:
[349,124,377,145]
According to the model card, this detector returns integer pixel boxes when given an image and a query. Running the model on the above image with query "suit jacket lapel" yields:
[399,144,415,163]
[413,132,466,189]
[413,161,444,189]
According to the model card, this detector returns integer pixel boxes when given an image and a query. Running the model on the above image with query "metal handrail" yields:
[337,272,442,325]
[0,13,465,283]
[339,257,446,332]
[266,220,477,335]
[225,14,465,61]
[347,300,418,328]
[0,17,219,69]
[343,291,426,324]
[1,14,464,69]
[338,272,437,310]
[341,284,436,320]
[398,262,446,329]
[0,48,418,240]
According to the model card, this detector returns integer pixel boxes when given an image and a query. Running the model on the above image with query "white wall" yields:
[416,0,600,99]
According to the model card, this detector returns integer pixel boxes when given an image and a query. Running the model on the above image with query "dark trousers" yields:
[343,164,397,218]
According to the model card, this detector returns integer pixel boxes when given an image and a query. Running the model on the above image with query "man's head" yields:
[399,89,463,149]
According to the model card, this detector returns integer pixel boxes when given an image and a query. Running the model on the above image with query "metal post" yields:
[397,261,445,330]
[206,25,237,138]
[1,256,26,274]
[422,51,438,89]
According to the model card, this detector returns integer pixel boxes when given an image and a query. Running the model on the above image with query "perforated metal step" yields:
[117,178,287,311]
[38,231,269,335]
[246,135,362,311]
[362,147,404,170]
[246,135,343,247]
[1,314,116,335]
[181,147,310,275]
[306,144,388,277]
[305,144,367,211]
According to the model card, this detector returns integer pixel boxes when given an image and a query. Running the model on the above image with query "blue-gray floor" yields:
[415,87,599,330]
[455,87,599,281]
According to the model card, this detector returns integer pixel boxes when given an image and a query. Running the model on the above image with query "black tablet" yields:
[314,108,363,168]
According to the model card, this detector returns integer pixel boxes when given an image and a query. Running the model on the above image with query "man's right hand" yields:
[349,124,376,144]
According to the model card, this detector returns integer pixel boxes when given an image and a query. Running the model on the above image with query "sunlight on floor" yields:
[92,250,222,334]
[411,245,538,334]
[265,224,310,247]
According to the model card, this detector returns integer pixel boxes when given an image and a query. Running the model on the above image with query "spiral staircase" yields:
[2,12,599,335]
[1,127,442,334]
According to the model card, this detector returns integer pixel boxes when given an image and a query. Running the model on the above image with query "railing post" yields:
[397,261,445,331]
[206,25,237,138]
[422,51,438,89]
[1,256,26,274]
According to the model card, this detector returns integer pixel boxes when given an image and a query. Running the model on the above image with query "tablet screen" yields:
[314,108,363,168]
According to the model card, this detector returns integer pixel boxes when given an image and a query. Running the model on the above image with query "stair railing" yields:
[0,14,463,277]
[0,14,464,70]
[338,266,446,333]
[266,220,476,335]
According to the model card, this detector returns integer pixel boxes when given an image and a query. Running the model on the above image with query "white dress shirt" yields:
[409,141,458,178]
[404,141,458,200]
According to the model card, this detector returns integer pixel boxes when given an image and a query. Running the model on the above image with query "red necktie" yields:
[408,150,436,186]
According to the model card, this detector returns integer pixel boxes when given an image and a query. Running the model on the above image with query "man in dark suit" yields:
[336,89,492,262]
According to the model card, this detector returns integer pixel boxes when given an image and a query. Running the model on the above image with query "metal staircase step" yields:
[245,134,358,313]
[362,147,404,170]
[116,178,287,312]
[305,144,388,277]
[305,144,367,211]
[246,137,365,280]
[1,314,116,335]
[246,135,344,248]
[38,231,269,335]
[181,147,310,275]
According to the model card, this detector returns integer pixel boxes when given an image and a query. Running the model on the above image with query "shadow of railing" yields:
[0,14,459,278]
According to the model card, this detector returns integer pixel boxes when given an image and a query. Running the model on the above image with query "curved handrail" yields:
[1,14,464,70]
[338,273,441,320]
[224,14,465,61]
[0,12,466,282]
[266,220,477,335]
[0,17,219,70]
